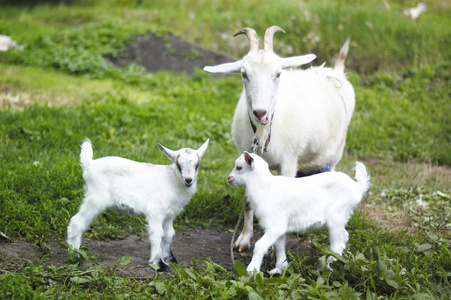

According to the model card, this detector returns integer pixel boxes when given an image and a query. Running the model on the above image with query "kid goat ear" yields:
[197,138,210,159]
[244,152,254,167]
[158,144,177,161]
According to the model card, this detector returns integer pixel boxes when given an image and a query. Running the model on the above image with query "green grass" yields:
[347,64,451,165]
[1,0,450,73]
[0,0,450,299]
[0,73,242,240]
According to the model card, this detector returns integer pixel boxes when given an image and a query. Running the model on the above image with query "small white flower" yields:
[416,195,426,206]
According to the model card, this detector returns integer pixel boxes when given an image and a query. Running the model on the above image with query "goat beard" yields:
[251,125,271,154]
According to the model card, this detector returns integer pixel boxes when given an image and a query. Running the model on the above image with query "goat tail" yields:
[80,138,93,170]
[354,161,370,196]
[334,38,350,74]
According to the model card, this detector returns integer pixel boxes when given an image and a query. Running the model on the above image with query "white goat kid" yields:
[205,26,355,252]
[228,152,370,274]
[67,138,209,271]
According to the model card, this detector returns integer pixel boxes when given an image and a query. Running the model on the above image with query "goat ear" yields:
[204,60,242,74]
[244,152,254,167]
[158,144,177,161]
[281,54,316,69]
[196,138,210,159]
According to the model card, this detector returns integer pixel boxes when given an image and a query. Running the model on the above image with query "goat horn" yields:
[233,27,259,53]
[264,26,285,52]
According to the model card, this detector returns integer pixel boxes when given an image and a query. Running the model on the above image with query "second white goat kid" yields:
[67,138,209,271]
[228,152,370,274]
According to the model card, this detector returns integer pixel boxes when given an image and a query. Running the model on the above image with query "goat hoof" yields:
[165,256,178,264]
[268,268,283,275]
[234,243,251,253]
[156,260,171,272]
[238,246,248,253]
[69,252,82,263]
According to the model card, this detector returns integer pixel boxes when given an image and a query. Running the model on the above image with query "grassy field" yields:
[1,0,450,298]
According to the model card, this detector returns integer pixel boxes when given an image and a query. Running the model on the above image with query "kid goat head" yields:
[204,26,316,125]
[158,142,206,187]
[228,151,267,186]
[67,138,209,272]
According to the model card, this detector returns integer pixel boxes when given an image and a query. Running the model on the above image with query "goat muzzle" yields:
[253,109,269,125]
[185,178,193,187]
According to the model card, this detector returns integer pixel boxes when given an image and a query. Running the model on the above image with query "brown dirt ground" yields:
[0,201,414,277]
[0,202,414,277]
[0,228,317,277]
[107,33,235,75]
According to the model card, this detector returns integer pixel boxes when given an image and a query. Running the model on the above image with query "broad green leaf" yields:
[149,263,160,271]
[114,256,131,267]
[248,290,264,300]
[312,240,349,264]
[378,255,388,276]
[416,243,432,252]
[184,268,198,280]
[70,276,92,284]
[234,260,248,277]
[155,281,166,295]
[291,291,303,300]
[316,276,325,287]
[384,277,399,289]
[412,293,435,300]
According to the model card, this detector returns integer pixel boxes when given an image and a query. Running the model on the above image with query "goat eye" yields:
[195,164,199,171]
[241,72,248,80]
[236,166,242,171]
[177,163,182,172]
[275,72,281,80]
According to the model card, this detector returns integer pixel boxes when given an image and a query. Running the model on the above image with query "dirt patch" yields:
[0,201,420,277]
[359,204,416,234]
[107,33,235,75]
[0,228,314,277]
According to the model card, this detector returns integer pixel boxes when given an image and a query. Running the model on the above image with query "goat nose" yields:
[185,178,193,184]
[253,109,267,120]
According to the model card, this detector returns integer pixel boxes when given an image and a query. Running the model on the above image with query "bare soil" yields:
[0,203,412,277]
[107,33,235,75]
[0,228,315,277]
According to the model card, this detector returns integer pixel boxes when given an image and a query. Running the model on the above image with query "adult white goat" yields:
[228,152,370,274]
[66,138,209,271]
[204,26,355,252]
